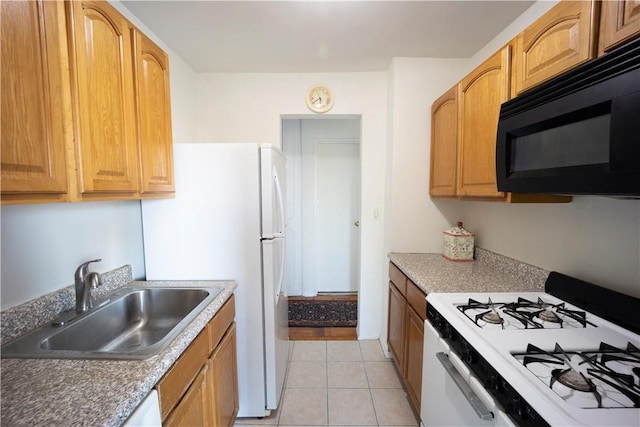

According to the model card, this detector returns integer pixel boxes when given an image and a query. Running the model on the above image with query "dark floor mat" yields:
[288,299,357,327]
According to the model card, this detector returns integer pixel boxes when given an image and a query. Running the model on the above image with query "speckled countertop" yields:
[0,266,236,427]
[389,248,549,295]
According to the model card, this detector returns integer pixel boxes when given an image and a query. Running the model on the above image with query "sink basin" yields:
[1,286,222,360]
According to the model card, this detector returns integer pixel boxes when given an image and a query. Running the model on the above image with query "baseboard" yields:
[316,291,358,296]
[289,326,357,340]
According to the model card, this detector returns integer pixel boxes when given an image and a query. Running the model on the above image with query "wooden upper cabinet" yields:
[429,86,457,197]
[132,29,175,195]
[67,0,139,196]
[457,46,510,198]
[599,0,640,55]
[1,0,70,202]
[515,1,597,95]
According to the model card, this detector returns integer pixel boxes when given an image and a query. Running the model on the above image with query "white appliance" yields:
[421,272,640,427]
[141,143,289,417]
[123,390,161,427]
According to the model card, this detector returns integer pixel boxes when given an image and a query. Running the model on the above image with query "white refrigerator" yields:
[141,143,289,417]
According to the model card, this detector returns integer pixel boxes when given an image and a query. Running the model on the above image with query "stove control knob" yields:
[462,345,477,364]
[432,313,443,329]
[489,374,502,392]
[507,398,528,419]
[441,326,450,339]
[439,322,451,339]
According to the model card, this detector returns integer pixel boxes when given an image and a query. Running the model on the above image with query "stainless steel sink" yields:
[1,286,222,360]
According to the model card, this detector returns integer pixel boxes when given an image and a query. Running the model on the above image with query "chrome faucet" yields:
[74,259,102,313]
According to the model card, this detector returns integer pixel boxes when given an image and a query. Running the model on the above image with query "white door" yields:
[297,118,360,295]
[315,141,360,292]
[283,118,361,296]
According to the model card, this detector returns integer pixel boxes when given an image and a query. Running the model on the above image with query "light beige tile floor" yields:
[234,340,419,427]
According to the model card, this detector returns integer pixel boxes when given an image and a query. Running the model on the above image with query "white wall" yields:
[0,1,199,311]
[458,198,640,297]
[195,72,387,338]
[379,57,468,348]
[386,58,469,253]
[0,201,145,310]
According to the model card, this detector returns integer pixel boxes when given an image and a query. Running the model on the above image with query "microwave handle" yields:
[436,352,494,421]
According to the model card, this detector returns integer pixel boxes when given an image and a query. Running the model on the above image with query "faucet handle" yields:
[74,258,102,282]
[85,271,102,289]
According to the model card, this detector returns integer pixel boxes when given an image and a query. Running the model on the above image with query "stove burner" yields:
[517,342,640,409]
[537,310,561,323]
[457,296,597,330]
[556,369,593,392]
[457,298,505,329]
[482,311,503,324]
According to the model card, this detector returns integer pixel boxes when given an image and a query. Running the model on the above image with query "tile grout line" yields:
[360,341,381,427]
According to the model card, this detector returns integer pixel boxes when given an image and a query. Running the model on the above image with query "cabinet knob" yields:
[354,220,360,227]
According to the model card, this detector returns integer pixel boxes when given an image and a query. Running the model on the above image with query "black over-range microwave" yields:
[496,37,640,197]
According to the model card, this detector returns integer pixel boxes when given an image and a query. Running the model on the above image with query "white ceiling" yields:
[121,0,535,73]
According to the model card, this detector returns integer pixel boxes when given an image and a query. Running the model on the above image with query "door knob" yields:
[354,220,360,227]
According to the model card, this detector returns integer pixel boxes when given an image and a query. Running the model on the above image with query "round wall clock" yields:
[305,85,334,113]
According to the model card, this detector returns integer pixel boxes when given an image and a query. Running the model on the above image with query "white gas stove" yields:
[421,272,640,427]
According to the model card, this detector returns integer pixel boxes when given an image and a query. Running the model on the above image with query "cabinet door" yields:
[457,46,510,198]
[404,306,424,412]
[208,323,239,427]
[429,86,458,197]
[67,0,138,195]
[1,0,69,202]
[387,282,407,374]
[599,0,640,54]
[164,365,213,427]
[132,29,175,195]
[515,1,596,94]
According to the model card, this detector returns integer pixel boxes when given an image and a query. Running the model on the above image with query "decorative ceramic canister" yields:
[443,221,475,261]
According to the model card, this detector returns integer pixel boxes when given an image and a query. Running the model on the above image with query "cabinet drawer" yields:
[208,295,235,354]
[389,262,407,296]
[156,328,209,420]
[406,280,427,320]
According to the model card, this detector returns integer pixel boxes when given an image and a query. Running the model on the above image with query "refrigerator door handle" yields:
[275,238,285,304]
[273,168,285,233]
[273,168,286,303]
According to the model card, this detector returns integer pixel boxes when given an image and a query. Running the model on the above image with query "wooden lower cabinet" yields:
[165,365,212,427]
[387,262,426,413]
[387,281,406,372]
[404,304,424,410]
[157,295,238,427]
[208,323,239,427]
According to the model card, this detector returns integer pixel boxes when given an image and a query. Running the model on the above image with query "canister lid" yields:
[444,221,474,236]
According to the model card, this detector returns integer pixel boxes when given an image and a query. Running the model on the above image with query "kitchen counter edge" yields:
[0,279,237,427]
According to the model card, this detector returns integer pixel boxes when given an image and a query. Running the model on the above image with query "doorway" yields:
[282,116,361,300]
